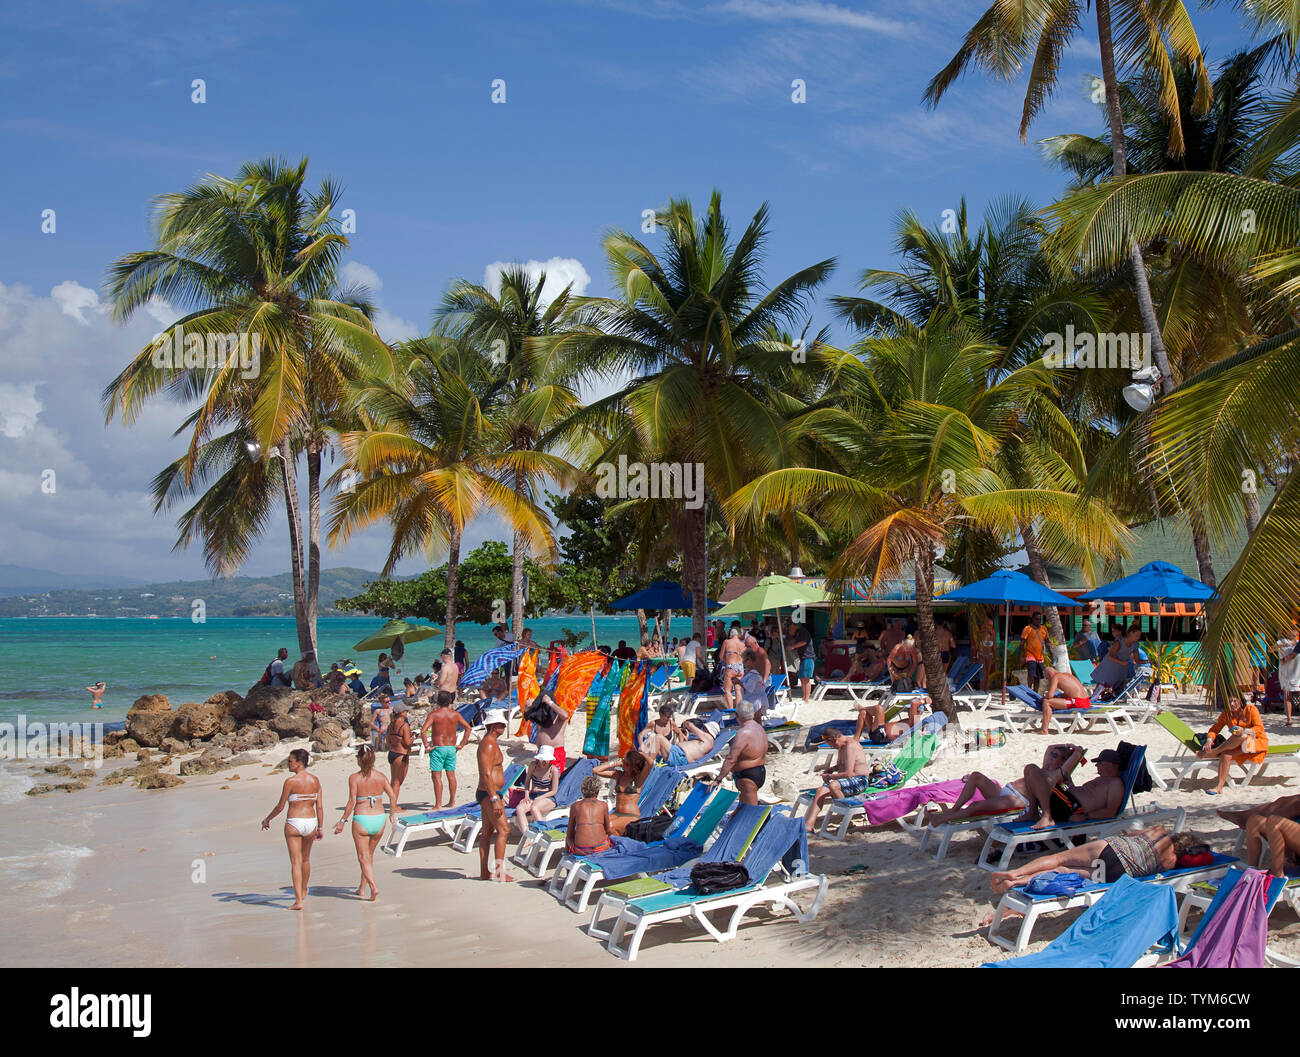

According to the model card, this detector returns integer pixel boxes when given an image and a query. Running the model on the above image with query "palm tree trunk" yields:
[636,608,649,644]
[277,440,312,657]
[444,522,461,650]
[1020,521,1065,654]
[685,502,710,639]
[305,442,321,656]
[1094,0,1176,388]
[915,545,955,719]
[1190,509,1218,587]
[511,468,526,639]
[1245,490,1261,536]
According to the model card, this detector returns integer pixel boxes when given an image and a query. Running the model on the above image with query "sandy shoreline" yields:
[4,687,1300,967]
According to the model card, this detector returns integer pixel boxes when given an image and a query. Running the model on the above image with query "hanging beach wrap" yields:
[542,647,564,693]
[585,660,621,757]
[513,648,541,737]
[617,661,650,758]
[556,649,607,717]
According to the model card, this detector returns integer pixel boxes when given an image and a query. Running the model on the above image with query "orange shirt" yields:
[1021,625,1050,662]
[1210,704,1268,762]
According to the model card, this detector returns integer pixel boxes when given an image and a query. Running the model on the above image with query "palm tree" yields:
[726,315,1132,717]
[437,268,585,637]
[103,157,393,655]
[925,0,1210,411]
[1043,43,1287,557]
[832,199,1119,645]
[552,192,835,638]
[328,335,553,649]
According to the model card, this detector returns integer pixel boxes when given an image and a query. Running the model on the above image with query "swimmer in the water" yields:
[86,682,106,707]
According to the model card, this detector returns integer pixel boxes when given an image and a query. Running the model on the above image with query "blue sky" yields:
[0,0,1259,583]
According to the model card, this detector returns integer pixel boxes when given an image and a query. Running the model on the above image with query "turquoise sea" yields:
[0,614,650,726]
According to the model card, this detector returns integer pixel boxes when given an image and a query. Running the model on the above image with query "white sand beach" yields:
[5,688,1300,967]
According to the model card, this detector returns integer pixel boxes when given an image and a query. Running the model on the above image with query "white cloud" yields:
[714,0,911,36]
[50,280,103,325]
[374,307,421,344]
[341,261,383,293]
[0,383,43,438]
[483,257,591,307]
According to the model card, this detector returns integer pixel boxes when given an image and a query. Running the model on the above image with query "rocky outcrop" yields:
[224,728,280,753]
[269,709,314,740]
[138,772,184,789]
[159,737,189,756]
[125,694,174,747]
[173,703,222,741]
[178,745,233,776]
[310,720,347,754]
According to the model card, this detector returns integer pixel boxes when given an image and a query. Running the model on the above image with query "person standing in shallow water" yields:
[334,745,396,901]
[261,748,324,911]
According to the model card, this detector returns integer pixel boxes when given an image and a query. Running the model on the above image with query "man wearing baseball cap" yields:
[475,709,513,882]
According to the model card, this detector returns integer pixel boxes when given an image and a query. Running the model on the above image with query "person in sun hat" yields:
[512,743,560,835]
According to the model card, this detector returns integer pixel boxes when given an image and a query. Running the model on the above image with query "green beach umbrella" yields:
[711,575,832,676]
[352,618,441,659]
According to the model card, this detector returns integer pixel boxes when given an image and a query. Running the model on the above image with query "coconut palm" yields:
[832,199,1121,644]
[551,192,835,638]
[925,0,1211,409]
[327,335,554,649]
[437,268,586,637]
[102,157,394,655]
[726,315,1132,717]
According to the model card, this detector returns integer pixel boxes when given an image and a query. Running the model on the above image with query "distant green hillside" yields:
[0,567,398,618]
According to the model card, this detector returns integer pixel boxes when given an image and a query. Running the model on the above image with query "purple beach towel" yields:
[860,778,984,825]
[1167,868,1272,969]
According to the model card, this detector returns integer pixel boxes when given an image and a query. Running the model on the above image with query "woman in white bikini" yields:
[261,748,324,911]
[333,745,397,901]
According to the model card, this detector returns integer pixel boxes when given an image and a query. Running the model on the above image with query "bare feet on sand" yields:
[990,873,1017,894]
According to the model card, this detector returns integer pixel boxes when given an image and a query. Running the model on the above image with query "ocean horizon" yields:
[0,613,657,726]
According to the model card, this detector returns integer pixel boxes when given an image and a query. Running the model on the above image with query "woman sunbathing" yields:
[990,825,1206,894]
[925,744,1081,826]
[593,750,655,835]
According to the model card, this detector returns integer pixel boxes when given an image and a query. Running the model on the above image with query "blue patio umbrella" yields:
[611,581,721,646]
[610,581,721,612]
[1078,560,1215,681]
[936,569,1083,704]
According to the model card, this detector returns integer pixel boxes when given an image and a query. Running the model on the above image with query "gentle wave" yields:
[0,842,94,896]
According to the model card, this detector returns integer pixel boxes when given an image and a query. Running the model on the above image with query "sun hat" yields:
[482,708,508,728]
[535,745,556,762]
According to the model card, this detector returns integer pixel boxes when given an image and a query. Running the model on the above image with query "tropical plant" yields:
[551,191,835,639]
[925,0,1211,437]
[437,268,586,638]
[102,156,394,656]
[726,314,1132,717]
[328,334,552,649]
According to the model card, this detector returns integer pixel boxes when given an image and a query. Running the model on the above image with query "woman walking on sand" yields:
[261,748,324,911]
[333,745,396,901]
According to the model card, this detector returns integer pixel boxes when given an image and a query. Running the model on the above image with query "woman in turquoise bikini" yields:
[333,745,396,901]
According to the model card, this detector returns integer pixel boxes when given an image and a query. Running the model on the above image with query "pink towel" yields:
[860,779,983,825]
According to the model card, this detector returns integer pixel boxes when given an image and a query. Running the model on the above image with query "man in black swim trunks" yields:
[1024,746,1125,831]
[475,709,513,883]
[386,701,413,809]
[708,700,769,805]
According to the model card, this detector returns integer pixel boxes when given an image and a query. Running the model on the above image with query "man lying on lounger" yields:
[924,743,1083,826]
[990,825,1208,894]
[1037,665,1093,735]
[1024,746,1126,832]
[852,695,928,744]
[639,718,717,768]
[803,729,872,832]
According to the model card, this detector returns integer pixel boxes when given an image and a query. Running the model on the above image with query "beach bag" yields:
[624,814,674,843]
[868,763,904,789]
[690,861,749,895]
[1115,740,1153,794]
[1024,871,1087,896]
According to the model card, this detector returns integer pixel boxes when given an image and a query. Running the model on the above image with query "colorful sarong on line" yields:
[512,648,540,737]
[584,660,620,757]
[555,649,607,717]
[617,661,651,758]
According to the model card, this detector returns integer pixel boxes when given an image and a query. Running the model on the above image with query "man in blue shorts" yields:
[803,729,871,832]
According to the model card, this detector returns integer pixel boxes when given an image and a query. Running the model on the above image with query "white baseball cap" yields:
[482,709,508,728]
[535,745,556,762]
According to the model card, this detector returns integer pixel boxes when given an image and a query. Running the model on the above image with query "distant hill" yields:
[0,565,148,597]
[0,567,393,617]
